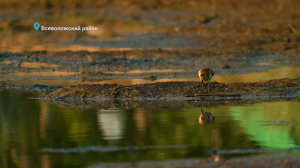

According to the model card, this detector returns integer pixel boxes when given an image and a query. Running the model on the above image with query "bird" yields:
[199,105,214,124]
[198,68,214,92]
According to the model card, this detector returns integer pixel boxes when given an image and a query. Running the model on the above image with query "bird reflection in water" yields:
[199,104,214,124]
[212,154,221,162]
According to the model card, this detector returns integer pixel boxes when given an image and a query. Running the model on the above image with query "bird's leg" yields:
[208,81,210,92]
[201,79,204,90]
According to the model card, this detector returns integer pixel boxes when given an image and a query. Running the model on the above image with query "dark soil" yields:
[46,97,300,111]
[41,77,300,100]
[1,0,300,80]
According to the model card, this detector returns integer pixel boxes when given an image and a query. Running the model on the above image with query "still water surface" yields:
[0,90,299,167]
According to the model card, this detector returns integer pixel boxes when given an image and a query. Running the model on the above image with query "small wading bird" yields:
[198,68,214,92]
[199,105,214,124]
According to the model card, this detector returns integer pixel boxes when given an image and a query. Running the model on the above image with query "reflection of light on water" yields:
[5,78,154,86]
[41,145,188,153]
[214,67,300,83]
[39,101,49,140]
[0,61,15,64]
[20,62,60,68]
[0,31,134,52]
[97,109,126,141]
[92,67,300,85]
[104,69,190,74]
[134,109,147,134]
[5,79,78,86]
[256,62,273,66]
[42,154,51,168]
[4,67,300,86]
[158,67,300,83]
[1,71,78,77]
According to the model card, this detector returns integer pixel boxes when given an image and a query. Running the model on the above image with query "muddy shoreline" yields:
[2,82,299,110]
[44,97,300,111]
[38,77,300,101]
[1,1,300,167]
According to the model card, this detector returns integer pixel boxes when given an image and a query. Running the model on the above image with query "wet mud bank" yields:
[0,50,299,81]
[0,83,62,92]
[40,77,300,101]
[46,97,300,110]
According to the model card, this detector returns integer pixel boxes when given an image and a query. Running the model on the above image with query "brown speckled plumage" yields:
[198,68,214,91]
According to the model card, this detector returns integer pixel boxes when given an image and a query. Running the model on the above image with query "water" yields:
[0,90,299,167]
[4,66,300,86]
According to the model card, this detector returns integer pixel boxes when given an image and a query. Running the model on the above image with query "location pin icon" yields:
[34,22,40,31]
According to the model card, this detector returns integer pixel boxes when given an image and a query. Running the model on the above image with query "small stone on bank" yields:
[221,64,231,69]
